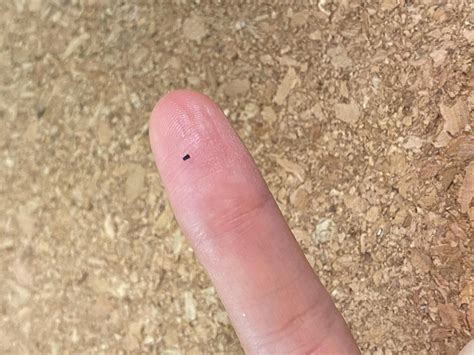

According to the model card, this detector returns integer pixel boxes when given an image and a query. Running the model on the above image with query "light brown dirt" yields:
[1,0,473,354]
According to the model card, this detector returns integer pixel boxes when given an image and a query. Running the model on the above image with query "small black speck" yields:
[183,154,190,161]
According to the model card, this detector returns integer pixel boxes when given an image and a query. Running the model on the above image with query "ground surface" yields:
[1,0,473,354]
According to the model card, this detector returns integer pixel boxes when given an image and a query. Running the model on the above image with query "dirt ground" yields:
[1,0,473,354]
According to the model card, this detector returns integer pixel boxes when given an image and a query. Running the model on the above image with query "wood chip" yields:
[430,49,447,68]
[419,161,441,179]
[334,101,360,125]
[393,208,408,225]
[344,194,368,213]
[463,29,474,44]
[439,166,458,191]
[275,157,305,182]
[468,303,474,331]
[184,291,197,321]
[0,329,14,351]
[278,55,298,67]
[88,276,129,299]
[12,259,33,287]
[156,202,174,229]
[0,50,11,67]
[291,10,310,27]
[292,228,311,245]
[62,33,90,59]
[261,106,277,123]
[24,121,38,141]
[419,187,438,208]
[447,136,474,161]
[332,254,353,272]
[16,209,35,237]
[435,100,469,147]
[273,68,300,105]
[260,54,273,65]
[98,121,112,145]
[182,14,208,43]
[440,100,469,135]
[311,103,326,120]
[87,275,111,294]
[126,164,146,201]
[410,249,433,273]
[437,303,462,330]
[403,136,423,151]
[123,333,140,351]
[458,161,474,213]
[388,150,409,175]
[215,311,230,325]
[431,327,453,341]
[90,296,114,320]
[223,78,250,97]
[366,206,380,223]
[0,238,14,251]
[28,0,42,12]
[460,281,474,304]
[104,214,115,239]
[327,46,353,69]
[309,30,322,41]
[381,0,399,11]
[290,185,310,209]
[313,218,337,244]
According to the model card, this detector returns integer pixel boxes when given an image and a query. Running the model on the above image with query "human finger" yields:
[149,90,359,354]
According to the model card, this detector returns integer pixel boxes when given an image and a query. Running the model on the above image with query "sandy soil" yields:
[1,0,473,354]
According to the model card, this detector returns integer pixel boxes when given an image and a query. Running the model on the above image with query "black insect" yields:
[182,154,190,161]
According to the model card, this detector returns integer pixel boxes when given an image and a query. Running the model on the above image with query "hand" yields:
[149,90,360,354]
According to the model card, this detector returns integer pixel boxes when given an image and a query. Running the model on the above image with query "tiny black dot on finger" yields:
[183,154,190,161]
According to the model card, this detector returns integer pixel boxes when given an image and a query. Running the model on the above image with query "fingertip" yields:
[149,89,215,136]
[148,89,228,165]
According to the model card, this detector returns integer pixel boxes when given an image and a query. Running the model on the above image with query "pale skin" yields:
[149,90,360,354]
